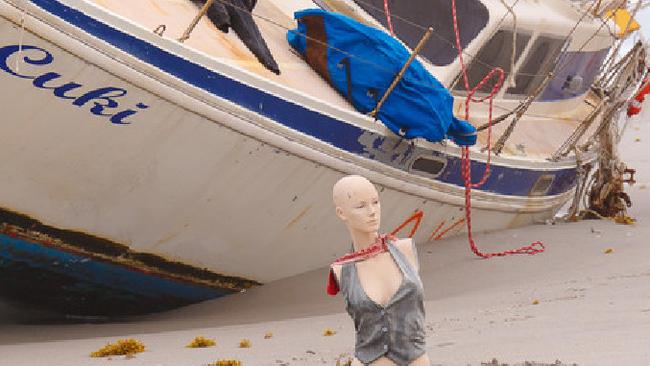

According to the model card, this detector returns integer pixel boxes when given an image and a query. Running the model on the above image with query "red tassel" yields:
[327,268,339,296]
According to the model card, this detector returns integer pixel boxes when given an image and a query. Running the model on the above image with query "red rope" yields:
[326,234,396,295]
[380,0,543,257]
[451,0,545,258]
[383,0,395,36]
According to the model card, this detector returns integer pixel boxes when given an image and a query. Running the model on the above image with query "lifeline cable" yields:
[201,0,613,123]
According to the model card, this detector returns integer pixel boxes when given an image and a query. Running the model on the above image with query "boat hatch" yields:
[409,155,447,179]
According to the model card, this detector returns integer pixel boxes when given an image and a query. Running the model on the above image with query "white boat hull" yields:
[0,0,580,314]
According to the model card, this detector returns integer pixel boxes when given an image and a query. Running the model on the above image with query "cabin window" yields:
[410,156,446,178]
[505,36,566,96]
[453,30,531,94]
[352,0,489,66]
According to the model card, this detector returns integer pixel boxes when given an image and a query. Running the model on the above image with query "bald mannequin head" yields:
[333,175,381,235]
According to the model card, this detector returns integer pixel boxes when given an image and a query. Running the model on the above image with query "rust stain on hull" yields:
[284,204,312,231]
[0,207,260,292]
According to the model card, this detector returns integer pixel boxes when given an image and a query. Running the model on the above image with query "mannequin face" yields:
[333,176,381,234]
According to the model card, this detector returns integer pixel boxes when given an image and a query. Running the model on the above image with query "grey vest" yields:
[340,241,426,365]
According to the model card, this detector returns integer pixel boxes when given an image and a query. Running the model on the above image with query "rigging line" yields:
[353,0,612,82]
[196,0,608,123]
[576,0,626,73]
[382,0,394,35]
[600,0,644,77]
[15,0,27,73]
[454,0,617,122]
[499,0,518,88]
[196,0,450,92]
[552,0,616,78]
[352,0,557,79]
[476,0,609,123]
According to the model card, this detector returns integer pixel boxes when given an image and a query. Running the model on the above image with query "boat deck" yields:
[90,0,353,110]
[88,0,603,161]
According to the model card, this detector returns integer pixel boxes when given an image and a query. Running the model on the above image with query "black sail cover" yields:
[196,0,280,74]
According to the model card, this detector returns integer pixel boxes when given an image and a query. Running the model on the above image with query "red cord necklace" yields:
[326,233,396,295]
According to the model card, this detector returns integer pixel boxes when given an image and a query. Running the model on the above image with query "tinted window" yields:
[352,0,489,66]
[506,36,566,96]
[453,30,530,93]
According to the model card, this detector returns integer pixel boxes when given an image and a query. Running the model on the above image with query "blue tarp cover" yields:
[287,9,476,146]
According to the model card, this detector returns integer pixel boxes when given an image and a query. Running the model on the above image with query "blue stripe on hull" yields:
[0,233,228,315]
[20,0,576,197]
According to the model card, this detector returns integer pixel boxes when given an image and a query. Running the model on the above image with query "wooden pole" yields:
[369,27,433,118]
[178,0,215,43]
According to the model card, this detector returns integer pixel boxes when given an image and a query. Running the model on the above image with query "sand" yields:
[0,109,648,366]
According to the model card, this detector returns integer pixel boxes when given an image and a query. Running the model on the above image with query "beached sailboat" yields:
[0,0,645,315]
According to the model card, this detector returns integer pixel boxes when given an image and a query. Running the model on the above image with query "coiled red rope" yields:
[452,0,544,258]
[382,0,545,258]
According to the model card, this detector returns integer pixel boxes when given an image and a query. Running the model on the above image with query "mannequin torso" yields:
[332,238,430,366]
[331,175,430,366]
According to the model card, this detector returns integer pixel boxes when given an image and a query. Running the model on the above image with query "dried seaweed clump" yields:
[336,357,352,366]
[323,328,337,336]
[211,360,242,366]
[90,339,145,357]
[239,339,251,348]
[614,215,635,225]
[187,336,216,348]
[481,358,577,366]
[264,332,273,339]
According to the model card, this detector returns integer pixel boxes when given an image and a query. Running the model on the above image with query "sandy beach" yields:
[0,108,648,366]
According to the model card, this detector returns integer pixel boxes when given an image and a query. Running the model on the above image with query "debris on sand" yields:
[264,332,273,339]
[209,360,242,366]
[482,358,577,365]
[336,357,352,366]
[186,336,216,348]
[614,215,636,225]
[90,338,145,357]
[239,339,252,348]
[323,328,337,336]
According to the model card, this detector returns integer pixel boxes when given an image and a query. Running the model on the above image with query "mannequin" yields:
[330,175,430,366]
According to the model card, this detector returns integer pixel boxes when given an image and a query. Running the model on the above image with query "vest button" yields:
[382,326,388,332]
[383,344,388,350]
[380,310,386,316]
